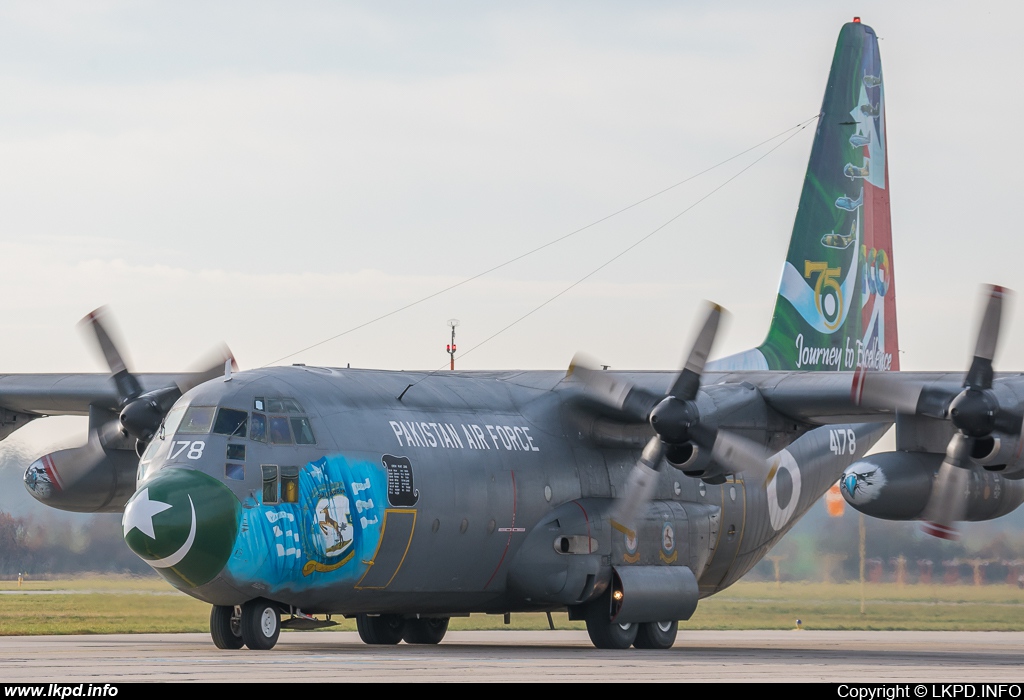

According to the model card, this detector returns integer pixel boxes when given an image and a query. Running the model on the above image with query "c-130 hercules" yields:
[15,20,1024,650]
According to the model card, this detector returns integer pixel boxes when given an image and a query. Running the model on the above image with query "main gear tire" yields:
[585,616,638,650]
[210,605,244,650]
[240,598,281,651]
[356,614,406,645]
[633,620,678,649]
[402,617,450,644]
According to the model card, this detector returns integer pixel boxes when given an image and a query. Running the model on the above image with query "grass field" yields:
[2,576,1024,635]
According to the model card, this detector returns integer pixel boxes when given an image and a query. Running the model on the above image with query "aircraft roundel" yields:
[766,450,803,531]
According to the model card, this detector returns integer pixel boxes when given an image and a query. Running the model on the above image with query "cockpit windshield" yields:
[213,408,248,437]
[139,397,316,481]
[179,406,216,434]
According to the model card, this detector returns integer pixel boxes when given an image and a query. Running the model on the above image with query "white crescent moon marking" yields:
[146,495,196,569]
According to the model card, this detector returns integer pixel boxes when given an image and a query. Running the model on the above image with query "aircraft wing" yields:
[713,370,967,426]
[0,373,201,418]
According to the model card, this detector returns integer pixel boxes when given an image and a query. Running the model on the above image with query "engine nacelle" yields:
[23,438,139,513]
[967,432,1024,476]
[841,451,1024,522]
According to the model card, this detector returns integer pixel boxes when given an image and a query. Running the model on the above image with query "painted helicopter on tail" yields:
[13,20,1024,651]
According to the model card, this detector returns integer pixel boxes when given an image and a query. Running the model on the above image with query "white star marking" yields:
[122,488,173,539]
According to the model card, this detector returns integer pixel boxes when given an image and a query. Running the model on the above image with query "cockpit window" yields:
[213,408,248,437]
[290,417,316,445]
[262,465,278,504]
[139,405,188,477]
[280,466,299,503]
[267,398,304,414]
[139,438,160,467]
[250,413,267,442]
[269,416,292,444]
[178,406,216,434]
[161,406,187,441]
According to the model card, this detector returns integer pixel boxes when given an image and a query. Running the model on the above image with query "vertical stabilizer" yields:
[712,20,898,373]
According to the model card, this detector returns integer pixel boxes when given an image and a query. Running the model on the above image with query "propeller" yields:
[80,307,235,452]
[571,303,769,528]
[853,285,1019,539]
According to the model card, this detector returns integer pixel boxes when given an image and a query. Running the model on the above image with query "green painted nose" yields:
[123,468,241,589]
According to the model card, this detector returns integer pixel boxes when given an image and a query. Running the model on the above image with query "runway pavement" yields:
[3,630,1024,682]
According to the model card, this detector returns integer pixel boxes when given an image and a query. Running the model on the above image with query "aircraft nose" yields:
[122,468,241,588]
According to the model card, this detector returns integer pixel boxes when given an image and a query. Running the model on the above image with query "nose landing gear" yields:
[236,598,281,650]
[210,605,244,650]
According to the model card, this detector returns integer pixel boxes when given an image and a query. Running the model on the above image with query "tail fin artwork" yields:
[712,20,898,373]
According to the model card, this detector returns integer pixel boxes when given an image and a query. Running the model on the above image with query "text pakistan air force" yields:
[388,420,540,452]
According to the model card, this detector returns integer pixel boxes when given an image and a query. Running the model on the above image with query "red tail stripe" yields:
[851,367,866,405]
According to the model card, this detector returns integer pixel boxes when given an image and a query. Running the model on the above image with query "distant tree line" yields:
[0,510,152,576]
[749,503,1024,585]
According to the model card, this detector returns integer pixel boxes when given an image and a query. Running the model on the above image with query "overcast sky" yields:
[2,1,1023,450]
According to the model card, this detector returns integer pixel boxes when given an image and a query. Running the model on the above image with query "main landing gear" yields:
[355,615,451,645]
[402,617,450,645]
[356,614,406,645]
[633,620,679,649]
[584,612,679,650]
[582,587,679,650]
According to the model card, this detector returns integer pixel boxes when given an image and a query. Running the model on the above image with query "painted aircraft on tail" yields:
[13,20,1024,650]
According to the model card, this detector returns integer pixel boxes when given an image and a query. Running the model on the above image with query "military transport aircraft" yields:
[12,19,1024,651]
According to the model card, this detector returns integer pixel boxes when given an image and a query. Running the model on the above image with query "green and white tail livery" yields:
[711,20,898,373]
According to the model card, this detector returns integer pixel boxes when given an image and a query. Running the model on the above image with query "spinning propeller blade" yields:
[80,307,235,446]
[855,285,1018,539]
[573,303,769,528]
[80,307,143,403]
[920,286,1016,539]
[920,433,971,540]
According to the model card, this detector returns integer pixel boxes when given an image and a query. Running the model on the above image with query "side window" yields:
[213,409,248,437]
[269,416,293,444]
[178,407,216,434]
[250,413,267,442]
[226,441,245,481]
[290,417,316,445]
[262,465,279,504]
[280,466,299,503]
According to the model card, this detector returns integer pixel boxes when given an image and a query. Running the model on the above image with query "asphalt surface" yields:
[3,630,1024,682]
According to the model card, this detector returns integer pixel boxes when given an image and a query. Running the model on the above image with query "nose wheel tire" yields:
[240,598,281,650]
[356,614,406,645]
[210,605,244,650]
[633,620,678,649]
[402,617,450,644]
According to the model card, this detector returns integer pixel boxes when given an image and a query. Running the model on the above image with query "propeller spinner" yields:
[571,303,769,528]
